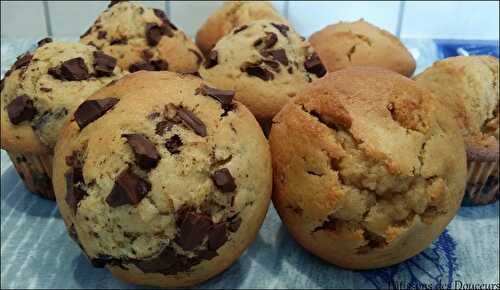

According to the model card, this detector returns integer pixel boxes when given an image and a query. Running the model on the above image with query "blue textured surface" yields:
[1,38,499,289]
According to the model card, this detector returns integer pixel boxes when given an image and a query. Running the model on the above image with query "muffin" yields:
[270,67,466,269]
[199,20,326,123]
[196,1,288,56]
[80,1,202,74]
[0,40,124,199]
[309,19,416,77]
[52,71,272,287]
[415,56,499,205]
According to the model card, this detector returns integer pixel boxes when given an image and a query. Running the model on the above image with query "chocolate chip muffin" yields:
[270,67,466,269]
[415,56,499,205]
[199,20,326,122]
[80,1,203,74]
[309,19,416,77]
[1,40,124,199]
[52,71,272,287]
[196,0,288,56]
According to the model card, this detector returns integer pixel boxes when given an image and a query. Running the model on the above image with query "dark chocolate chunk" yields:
[189,48,203,65]
[228,217,241,232]
[263,60,280,72]
[304,53,326,78]
[150,59,168,71]
[271,23,290,37]
[254,32,278,49]
[233,24,248,34]
[129,61,155,72]
[197,249,217,260]
[175,212,213,251]
[13,53,33,70]
[287,66,293,74]
[40,87,52,92]
[165,135,183,154]
[134,247,177,273]
[146,23,163,46]
[123,134,160,170]
[204,50,218,69]
[0,78,4,93]
[261,48,288,66]
[142,49,153,60]
[155,120,176,135]
[110,38,128,45]
[80,27,92,39]
[211,168,236,192]
[108,0,126,8]
[90,254,123,268]
[176,107,207,137]
[195,84,234,112]
[97,31,107,39]
[49,57,90,81]
[7,95,37,125]
[37,37,53,47]
[74,97,119,129]
[154,8,178,31]
[93,51,117,77]
[106,168,151,207]
[243,64,274,81]
[65,169,87,213]
[208,223,227,250]
[147,111,160,120]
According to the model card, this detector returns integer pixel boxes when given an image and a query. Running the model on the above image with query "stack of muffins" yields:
[1,0,498,287]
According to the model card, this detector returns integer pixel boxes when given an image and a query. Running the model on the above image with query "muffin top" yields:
[80,1,202,74]
[1,41,124,154]
[415,55,499,148]
[199,20,326,120]
[309,19,416,77]
[270,67,466,268]
[196,0,288,56]
[52,71,271,284]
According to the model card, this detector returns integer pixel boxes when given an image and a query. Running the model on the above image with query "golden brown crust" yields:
[195,1,287,56]
[270,67,466,269]
[309,19,416,77]
[80,2,202,73]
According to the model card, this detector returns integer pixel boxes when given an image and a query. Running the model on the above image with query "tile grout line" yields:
[165,0,171,18]
[396,0,406,38]
[42,1,53,37]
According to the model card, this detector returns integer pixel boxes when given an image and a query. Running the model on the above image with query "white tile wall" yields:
[1,1,499,40]
[401,1,500,40]
[288,1,401,36]
[1,1,48,37]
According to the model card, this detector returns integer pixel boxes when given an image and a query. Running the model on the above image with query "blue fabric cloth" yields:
[1,38,499,289]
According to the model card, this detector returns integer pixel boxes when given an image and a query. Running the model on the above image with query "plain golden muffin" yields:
[270,67,466,269]
[0,40,124,199]
[196,1,288,56]
[52,71,272,287]
[415,55,499,205]
[309,19,416,77]
[199,20,326,121]
[80,1,202,73]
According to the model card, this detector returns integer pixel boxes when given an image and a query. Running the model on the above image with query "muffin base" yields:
[463,146,499,206]
[6,151,55,200]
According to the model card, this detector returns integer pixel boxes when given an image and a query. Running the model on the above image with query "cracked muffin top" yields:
[309,19,416,77]
[52,71,271,287]
[270,67,466,269]
[1,40,124,154]
[415,56,499,156]
[196,0,288,56]
[80,1,203,74]
[199,20,326,121]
